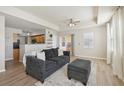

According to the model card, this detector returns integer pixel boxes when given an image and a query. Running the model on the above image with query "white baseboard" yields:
[5,58,13,61]
[0,69,6,73]
[75,55,107,60]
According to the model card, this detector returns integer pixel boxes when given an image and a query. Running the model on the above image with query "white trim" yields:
[0,69,6,73]
[5,58,13,61]
[75,55,107,60]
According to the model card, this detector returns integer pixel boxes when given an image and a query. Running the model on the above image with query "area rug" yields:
[34,62,96,86]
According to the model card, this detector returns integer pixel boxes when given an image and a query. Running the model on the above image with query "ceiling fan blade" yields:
[73,21,80,23]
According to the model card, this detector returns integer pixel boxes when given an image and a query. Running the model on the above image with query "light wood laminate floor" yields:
[0,57,123,86]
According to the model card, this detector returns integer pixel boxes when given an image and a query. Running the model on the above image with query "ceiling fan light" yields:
[68,23,75,27]
[27,32,30,36]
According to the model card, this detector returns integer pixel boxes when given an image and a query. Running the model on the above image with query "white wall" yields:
[46,29,59,48]
[0,16,5,72]
[97,7,115,24]
[5,27,22,60]
[24,44,46,53]
[59,25,107,59]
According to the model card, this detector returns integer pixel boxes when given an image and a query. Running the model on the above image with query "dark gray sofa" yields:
[26,48,70,83]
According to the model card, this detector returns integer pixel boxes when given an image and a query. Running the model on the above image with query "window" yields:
[83,32,94,48]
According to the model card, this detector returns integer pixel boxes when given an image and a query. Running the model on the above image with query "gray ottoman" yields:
[67,59,91,85]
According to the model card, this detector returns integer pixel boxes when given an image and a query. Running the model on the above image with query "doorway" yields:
[13,33,20,62]
[59,34,74,56]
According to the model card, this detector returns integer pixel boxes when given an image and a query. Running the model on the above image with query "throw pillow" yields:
[58,49,63,56]
[37,51,45,61]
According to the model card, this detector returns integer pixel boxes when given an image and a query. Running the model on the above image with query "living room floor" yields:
[0,56,123,86]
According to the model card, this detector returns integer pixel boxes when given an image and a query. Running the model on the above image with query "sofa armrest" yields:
[26,56,45,75]
[63,51,70,56]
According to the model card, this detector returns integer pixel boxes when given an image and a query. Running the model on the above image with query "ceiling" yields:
[0,12,45,31]
[0,6,115,31]
[15,6,98,30]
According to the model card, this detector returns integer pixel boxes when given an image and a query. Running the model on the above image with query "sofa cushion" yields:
[43,49,54,60]
[49,56,67,66]
[52,48,59,57]
[45,61,57,71]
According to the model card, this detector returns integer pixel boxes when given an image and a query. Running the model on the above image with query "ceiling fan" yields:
[67,18,80,27]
